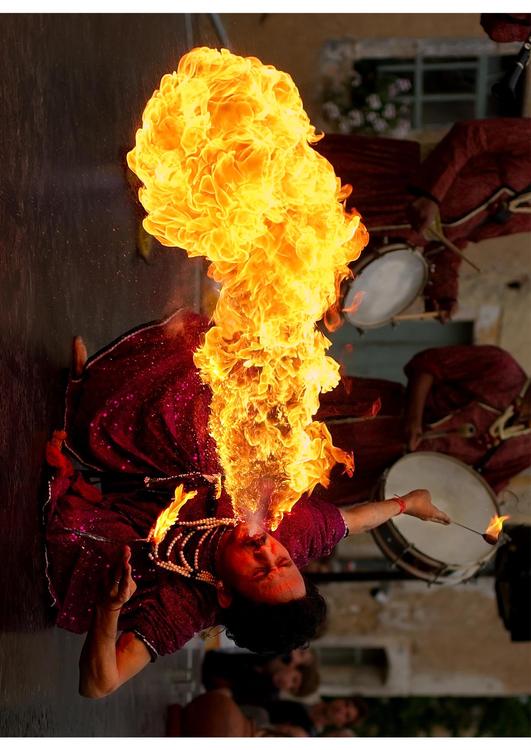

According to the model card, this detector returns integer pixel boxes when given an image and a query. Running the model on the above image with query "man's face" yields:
[216,524,306,605]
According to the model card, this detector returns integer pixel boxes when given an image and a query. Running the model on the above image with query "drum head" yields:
[383,452,499,567]
[344,247,428,329]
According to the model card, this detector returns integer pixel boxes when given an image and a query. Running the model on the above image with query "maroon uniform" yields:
[316,345,530,505]
[411,118,531,310]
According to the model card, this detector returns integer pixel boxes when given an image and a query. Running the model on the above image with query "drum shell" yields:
[342,243,429,329]
[370,452,500,585]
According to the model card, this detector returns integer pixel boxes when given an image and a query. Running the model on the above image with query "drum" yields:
[343,243,429,329]
[371,452,500,585]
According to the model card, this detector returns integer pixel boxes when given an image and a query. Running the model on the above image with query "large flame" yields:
[127,47,368,529]
[484,513,510,542]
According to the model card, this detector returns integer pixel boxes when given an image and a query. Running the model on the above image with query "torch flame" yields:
[484,513,510,541]
[127,48,368,529]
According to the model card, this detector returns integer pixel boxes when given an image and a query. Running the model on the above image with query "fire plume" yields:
[127,47,368,529]
[483,513,510,544]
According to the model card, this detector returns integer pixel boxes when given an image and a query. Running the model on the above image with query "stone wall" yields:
[318,577,531,695]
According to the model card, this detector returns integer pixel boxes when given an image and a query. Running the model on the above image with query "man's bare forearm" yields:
[340,489,450,534]
[79,605,121,698]
[406,371,434,424]
[340,499,402,534]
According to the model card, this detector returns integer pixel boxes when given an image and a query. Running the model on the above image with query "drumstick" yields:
[392,311,440,322]
[424,226,481,273]
[451,520,484,536]
[420,423,477,440]
[451,520,497,546]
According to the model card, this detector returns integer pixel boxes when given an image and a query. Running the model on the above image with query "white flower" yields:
[323,101,341,120]
[347,109,364,126]
[366,111,378,123]
[397,77,412,92]
[373,118,387,133]
[351,71,362,88]
[338,118,351,134]
[382,103,396,119]
[366,93,382,110]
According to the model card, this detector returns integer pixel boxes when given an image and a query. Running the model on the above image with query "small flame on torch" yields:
[482,513,510,545]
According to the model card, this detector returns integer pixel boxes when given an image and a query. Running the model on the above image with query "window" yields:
[369,54,521,130]
[320,37,523,136]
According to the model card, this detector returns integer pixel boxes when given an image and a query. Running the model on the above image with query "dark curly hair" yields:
[217,577,326,655]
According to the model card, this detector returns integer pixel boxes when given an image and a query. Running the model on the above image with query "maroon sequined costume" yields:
[315,345,531,505]
[45,311,346,658]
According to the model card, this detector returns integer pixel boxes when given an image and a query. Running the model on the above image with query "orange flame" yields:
[484,513,510,541]
[127,48,368,529]
[150,485,197,544]
[342,290,366,315]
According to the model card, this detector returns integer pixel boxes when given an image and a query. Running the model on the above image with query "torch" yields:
[451,514,510,546]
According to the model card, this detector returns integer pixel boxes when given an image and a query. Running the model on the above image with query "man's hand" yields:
[424,297,458,324]
[101,546,137,612]
[400,489,450,524]
[404,417,423,451]
[407,196,439,233]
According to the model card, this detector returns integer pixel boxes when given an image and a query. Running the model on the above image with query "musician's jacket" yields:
[411,118,531,309]
[316,345,531,505]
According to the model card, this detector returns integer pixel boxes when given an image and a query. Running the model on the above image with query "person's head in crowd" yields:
[262,647,320,697]
[271,664,303,694]
[311,696,368,729]
[290,659,320,698]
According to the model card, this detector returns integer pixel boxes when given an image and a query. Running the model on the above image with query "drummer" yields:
[407,117,531,319]
[317,344,531,505]
[315,120,531,322]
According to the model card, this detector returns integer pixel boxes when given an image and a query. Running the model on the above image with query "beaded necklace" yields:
[148,515,239,586]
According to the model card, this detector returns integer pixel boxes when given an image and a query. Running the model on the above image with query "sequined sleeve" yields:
[272,495,347,568]
[118,574,217,658]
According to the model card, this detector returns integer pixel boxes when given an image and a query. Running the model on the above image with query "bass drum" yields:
[371,452,500,585]
[343,242,428,329]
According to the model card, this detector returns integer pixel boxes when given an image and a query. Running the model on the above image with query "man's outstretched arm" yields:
[339,489,450,535]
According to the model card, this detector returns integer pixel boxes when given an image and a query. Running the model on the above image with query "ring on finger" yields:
[113,579,121,585]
